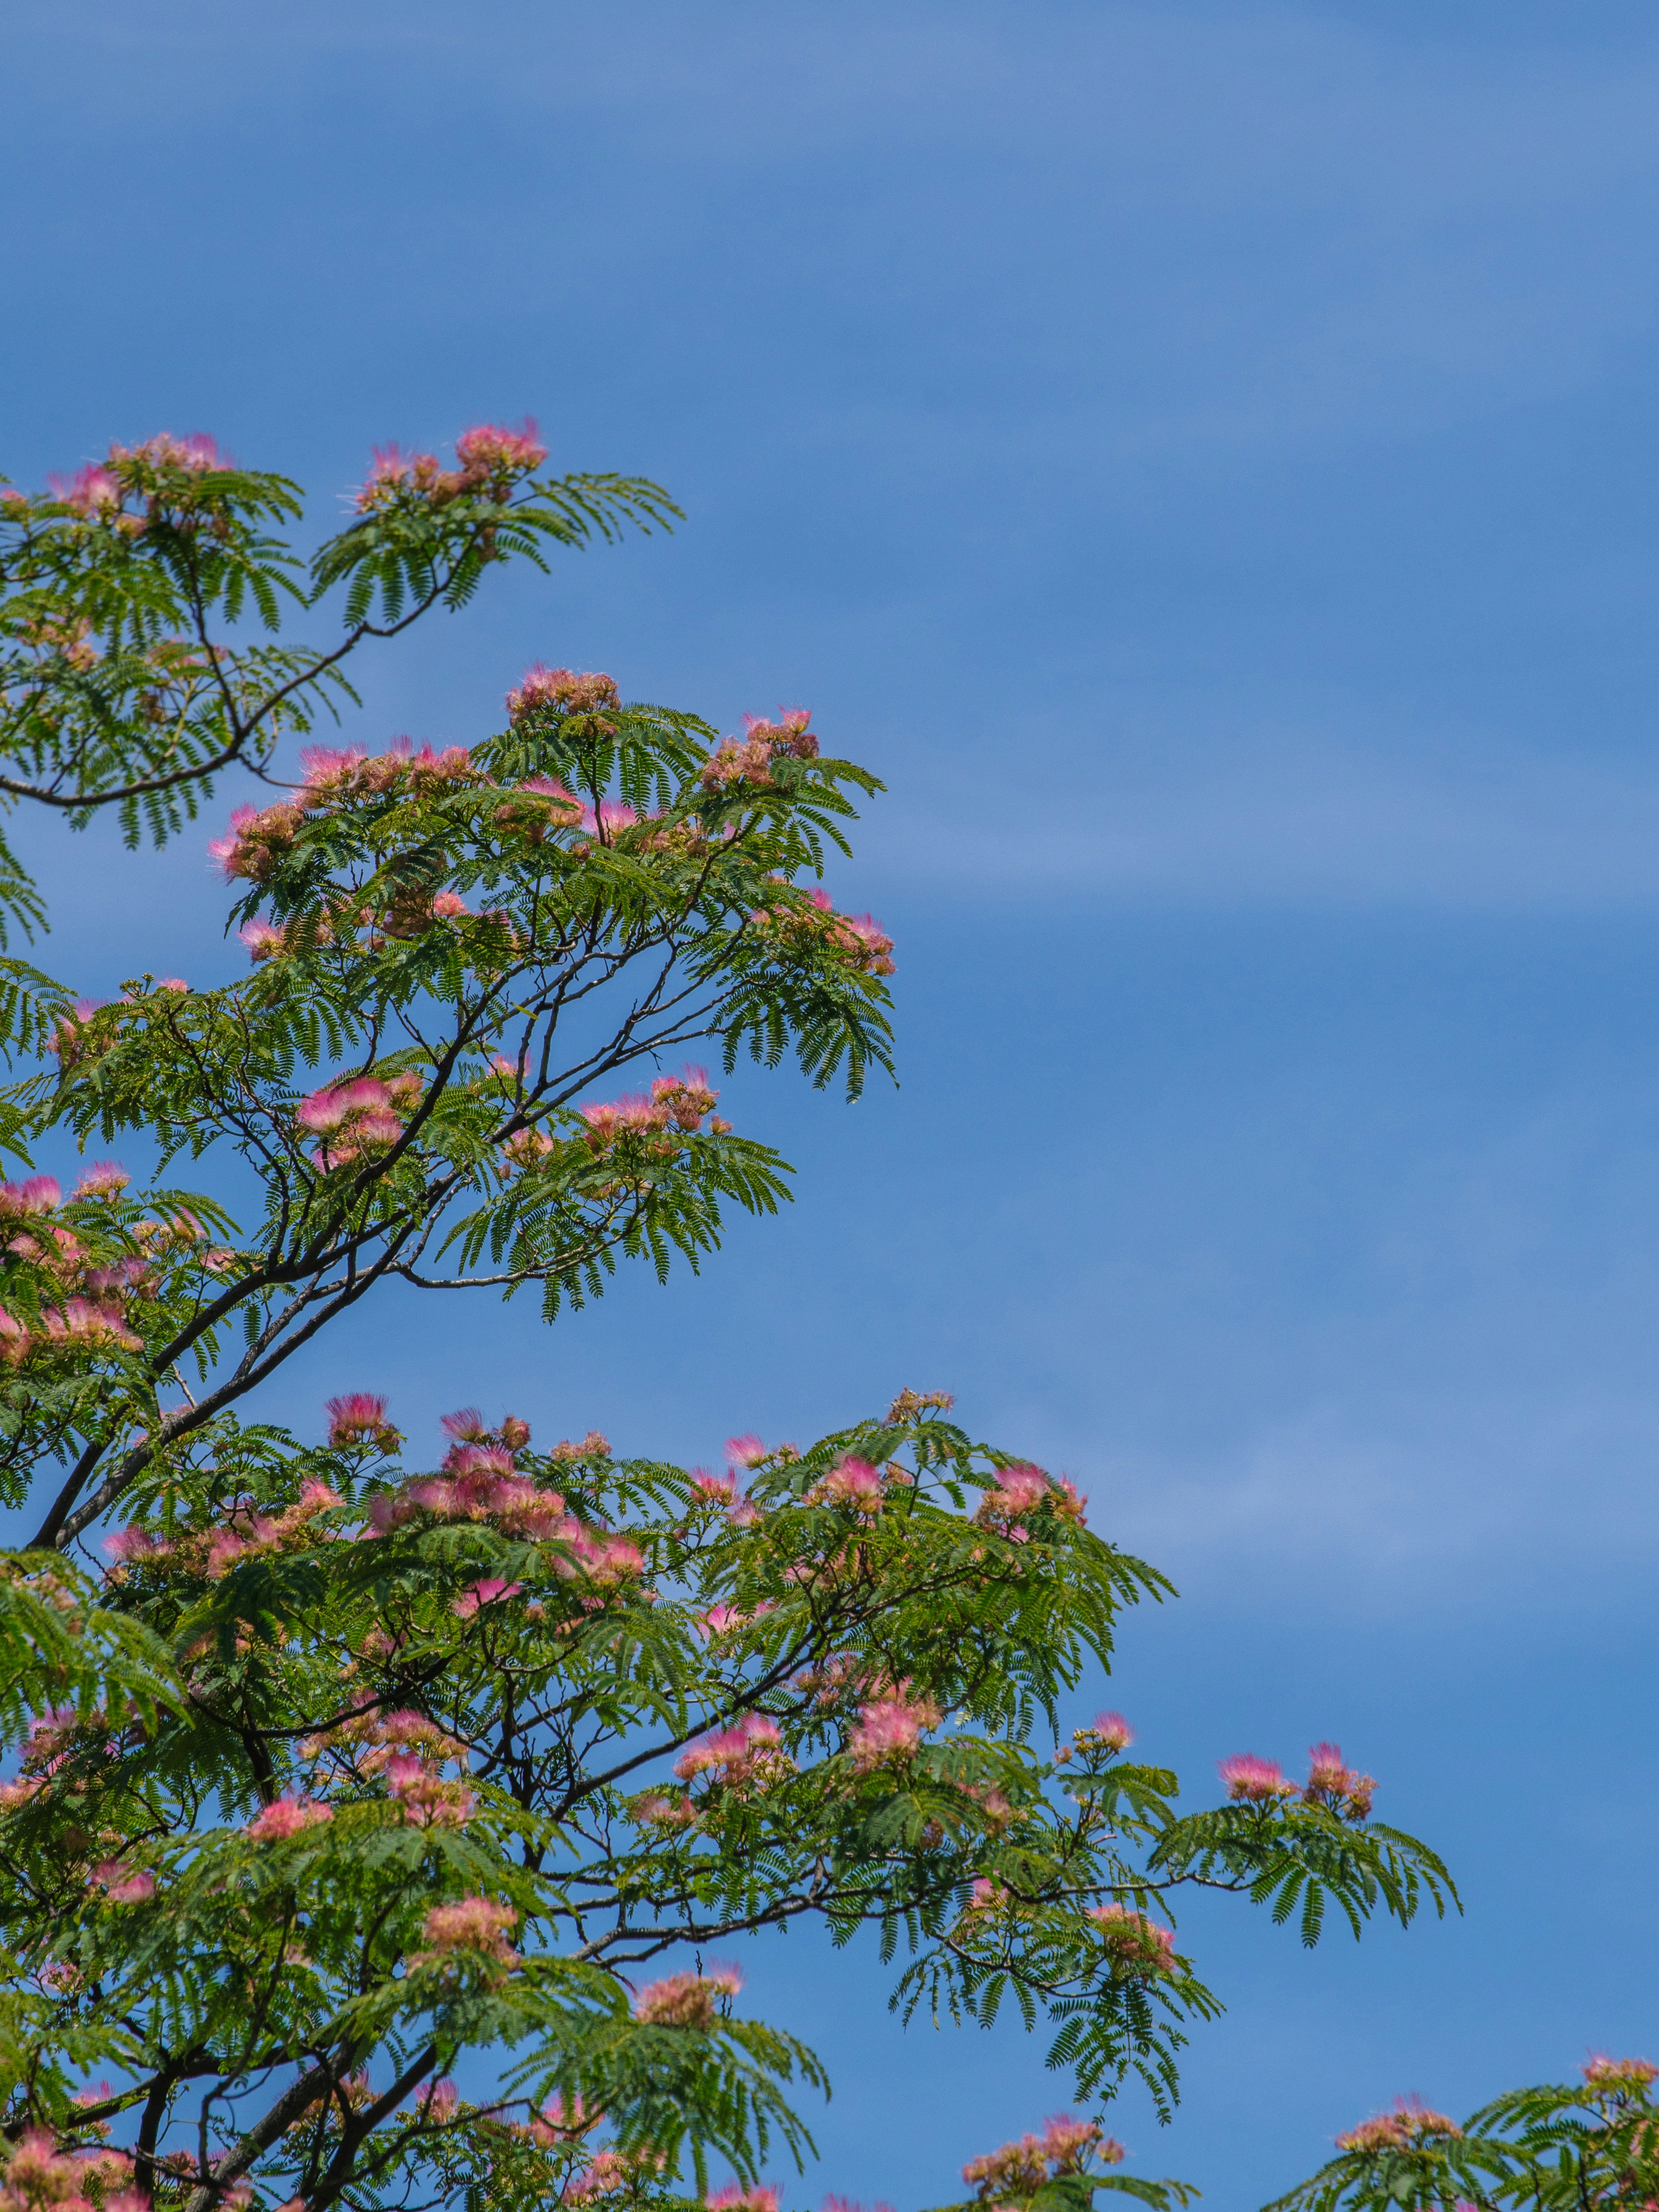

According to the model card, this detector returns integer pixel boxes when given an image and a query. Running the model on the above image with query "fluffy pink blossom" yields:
[90,1862,156,1904]
[807,1457,885,1513]
[355,445,434,511]
[694,1604,751,1639]
[1218,1753,1295,1804]
[975,1465,1052,1526]
[239,919,286,960]
[73,1162,129,1200]
[846,1688,942,1773]
[675,1714,785,1784]
[42,1299,141,1354]
[421,2079,460,2124]
[724,1433,769,1468]
[1087,1902,1176,1977]
[54,462,123,517]
[454,419,547,475]
[1303,1742,1376,1821]
[0,1176,60,1220]
[245,1796,333,1842]
[1078,1712,1134,1752]
[431,890,470,920]
[452,1578,524,1618]
[1335,2100,1461,2153]
[419,1895,519,1964]
[632,1966,742,2028]
[327,1392,397,1450]
[578,800,639,840]
[1583,2055,1659,2090]
[112,431,221,473]
[102,1526,168,1565]
[385,1754,476,1827]
[505,666,620,721]
[707,2187,780,2212]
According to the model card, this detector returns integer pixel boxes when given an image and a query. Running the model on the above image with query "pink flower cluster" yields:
[1074,1711,1134,1753]
[0,1172,173,1371]
[416,1894,519,1967]
[89,1860,156,1905]
[506,665,621,722]
[973,1465,1087,1540]
[706,2187,780,2212]
[632,1966,743,2029]
[1336,2099,1462,2154]
[384,1750,477,1827]
[354,420,547,512]
[1217,1753,1297,1805]
[105,1477,342,1586]
[701,708,820,792]
[804,1456,887,1516]
[885,1387,954,1423]
[579,1069,724,1149]
[212,741,480,887]
[327,1391,402,1453]
[674,1713,791,1792]
[1219,1742,1374,1820]
[0,2127,149,2212]
[1584,2055,1659,2092]
[46,431,222,524]
[845,1685,943,1773]
[365,1420,642,1589]
[1087,1902,1177,1978]
[961,2115,1124,2202]
[297,1074,421,1171]
[753,886,896,979]
[1303,1741,1376,1821]
[245,1795,333,1843]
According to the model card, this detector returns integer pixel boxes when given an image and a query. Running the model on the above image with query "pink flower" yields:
[90,1862,156,1903]
[452,1578,524,1618]
[239,919,286,960]
[419,1895,519,1964]
[1303,1742,1376,1821]
[440,1406,489,1441]
[724,1433,769,1468]
[55,462,123,517]
[1336,2100,1461,2153]
[806,1457,885,1513]
[1087,1902,1176,1976]
[505,666,620,721]
[0,1176,60,1220]
[674,1713,785,1783]
[707,2188,780,2212]
[1078,1712,1134,1752]
[1583,2055,1659,2089]
[632,1967,742,2028]
[385,1754,476,1828]
[846,1688,942,1773]
[326,1392,394,1450]
[1218,1753,1296,1804]
[355,445,435,511]
[423,2079,460,2124]
[245,1796,333,1842]
[73,1162,129,1199]
[431,890,470,920]
[102,1526,167,1565]
[111,430,221,473]
[975,1465,1052,1526]
[454,419,548,476]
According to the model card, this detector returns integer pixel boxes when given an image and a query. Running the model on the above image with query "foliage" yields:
[1263,2058,1659,2212]
[0,421,1453,2212]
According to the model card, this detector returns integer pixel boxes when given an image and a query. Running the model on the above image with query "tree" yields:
[1263,2058,1659,2211]
[0,424,1452,2212]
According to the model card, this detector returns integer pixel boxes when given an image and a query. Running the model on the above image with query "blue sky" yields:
[7,1,1659,2202]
